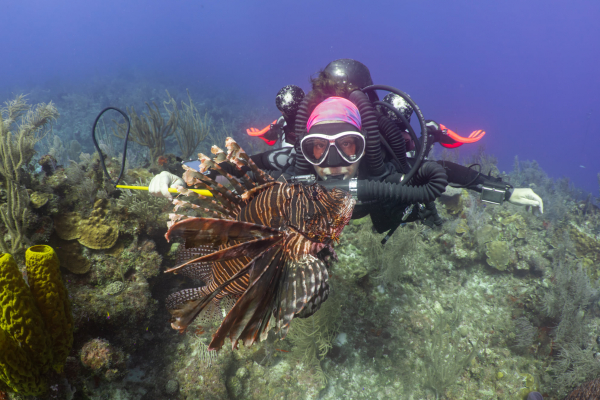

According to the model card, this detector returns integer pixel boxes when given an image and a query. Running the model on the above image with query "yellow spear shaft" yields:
[116,185,214,197]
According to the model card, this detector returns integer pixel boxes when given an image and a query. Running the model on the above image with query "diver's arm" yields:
[435,160,543,213]
[435,160,494,193]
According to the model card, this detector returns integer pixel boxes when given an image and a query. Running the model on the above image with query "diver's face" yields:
[314,161,360,180]
[310,136,358,160]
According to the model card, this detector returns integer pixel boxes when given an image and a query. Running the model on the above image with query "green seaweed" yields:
[420,307,480,399]
[287,291,341,385]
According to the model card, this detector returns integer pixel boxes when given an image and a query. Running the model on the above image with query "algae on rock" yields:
[485,240,511,271]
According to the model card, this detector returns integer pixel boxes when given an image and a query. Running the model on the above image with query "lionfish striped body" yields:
[165,138,354,351]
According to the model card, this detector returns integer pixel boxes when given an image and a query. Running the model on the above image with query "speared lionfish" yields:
[164,138,355,351]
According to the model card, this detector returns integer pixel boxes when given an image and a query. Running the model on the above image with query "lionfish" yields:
[164,138,355,351]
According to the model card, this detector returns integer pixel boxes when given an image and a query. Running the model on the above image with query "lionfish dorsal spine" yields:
[207,162,248,197]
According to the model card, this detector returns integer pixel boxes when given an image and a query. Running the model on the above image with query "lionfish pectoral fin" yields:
[208,248,285,351]
[171,240,282,346]
[165,217,281,248]
[173,245,216,280]
[165,235,283,274]
[166,287,213,333]
[237,251,287,347]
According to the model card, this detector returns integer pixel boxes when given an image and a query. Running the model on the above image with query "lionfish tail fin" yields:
[276,255,330,338]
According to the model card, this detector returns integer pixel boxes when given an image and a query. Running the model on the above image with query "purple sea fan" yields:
[163,138,355,351]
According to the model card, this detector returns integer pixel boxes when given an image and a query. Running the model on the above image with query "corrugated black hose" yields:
[321,161,447,203]
[292,96,314,174]
[348,90,386,177]
[377,114,410,173]
[357,161,447,203]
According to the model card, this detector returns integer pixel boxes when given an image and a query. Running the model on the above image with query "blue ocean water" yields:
[2,0,599,191]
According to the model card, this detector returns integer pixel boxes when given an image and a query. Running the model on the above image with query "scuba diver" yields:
[149,59,543,240]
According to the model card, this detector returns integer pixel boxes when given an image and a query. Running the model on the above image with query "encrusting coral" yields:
[0,245,73,395]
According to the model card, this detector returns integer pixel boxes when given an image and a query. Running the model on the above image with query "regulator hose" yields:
[292,96,314,174]
[377,114,410,173]
[91,107,130,186]
[319,161,447,203]
[348,90,386,177]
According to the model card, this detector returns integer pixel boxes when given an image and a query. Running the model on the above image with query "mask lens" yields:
[301,137,330,164]
[335,134,364,163]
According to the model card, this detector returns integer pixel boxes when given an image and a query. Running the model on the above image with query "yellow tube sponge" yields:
[25,245,74,373]
[0,252,50,395]
[0,327,45,395]
[0,252,53,371]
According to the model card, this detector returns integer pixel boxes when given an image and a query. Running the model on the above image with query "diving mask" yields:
[300,131,365,166]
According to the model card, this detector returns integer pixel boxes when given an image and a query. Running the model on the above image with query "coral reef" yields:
[113,101,178,165]
[511,316,537,353]
[4,86,600,400]
[116,178,169,233]
[164,89,212,159]
[550,343,600,397]
[420,307,480,399]
[542,261,597,347]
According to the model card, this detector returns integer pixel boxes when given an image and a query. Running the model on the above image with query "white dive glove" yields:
[508,188,544,214]
[149,171,185,200]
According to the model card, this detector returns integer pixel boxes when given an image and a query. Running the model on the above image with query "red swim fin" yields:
[246,121,278,145]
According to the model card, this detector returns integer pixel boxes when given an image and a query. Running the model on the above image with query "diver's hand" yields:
[149,171,185,200]
[508,188,544,214]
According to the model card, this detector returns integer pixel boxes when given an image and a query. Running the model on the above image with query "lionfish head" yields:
[295,185,355,244]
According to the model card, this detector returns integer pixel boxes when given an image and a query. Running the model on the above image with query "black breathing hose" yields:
[91,107,131,186]
[377,114,410,173]
[373,101,421,155]
[318,161,448,204]
[292,96,314,174]
[348,90,386,177]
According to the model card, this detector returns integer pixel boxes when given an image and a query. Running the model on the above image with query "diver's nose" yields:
[325,146,343,166]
